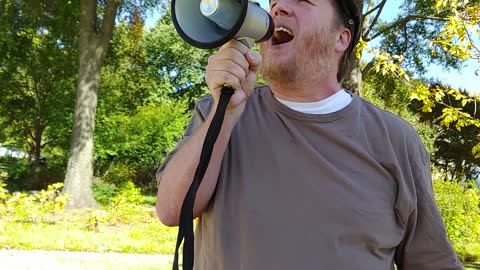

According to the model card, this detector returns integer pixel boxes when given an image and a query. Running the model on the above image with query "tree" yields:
[351,0,480,161]
[63,0,161,208]
[0,0,78,189]
[347,0,479,95]
[409,0,480,160]
[410,84,479,181]
[93,16,192,192]
[143,11,214,108]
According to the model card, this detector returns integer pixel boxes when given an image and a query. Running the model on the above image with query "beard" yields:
[260,26,337,84]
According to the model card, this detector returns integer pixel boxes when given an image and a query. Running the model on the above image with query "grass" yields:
[0,208,178,254]
[466,263,480,269]
[142,195,157,206]
[0,200,478,269]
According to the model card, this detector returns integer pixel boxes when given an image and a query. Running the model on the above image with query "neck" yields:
[268,76,342,102]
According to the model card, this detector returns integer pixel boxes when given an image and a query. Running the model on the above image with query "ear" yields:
[335,27,351,55]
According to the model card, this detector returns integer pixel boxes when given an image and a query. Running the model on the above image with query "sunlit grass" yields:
[0,209,178,254]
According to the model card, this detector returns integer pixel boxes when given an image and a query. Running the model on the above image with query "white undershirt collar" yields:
[275,89,353,114]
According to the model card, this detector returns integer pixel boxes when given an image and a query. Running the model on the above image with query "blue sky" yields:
[256,0,479,94]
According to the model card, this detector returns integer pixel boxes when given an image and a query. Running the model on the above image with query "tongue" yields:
[273,31,293,45]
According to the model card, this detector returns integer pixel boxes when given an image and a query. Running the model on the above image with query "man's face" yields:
[260,0,339,83]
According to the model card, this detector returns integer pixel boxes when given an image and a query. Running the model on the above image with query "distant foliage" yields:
[434,179,480,262]
[94,101,190,193]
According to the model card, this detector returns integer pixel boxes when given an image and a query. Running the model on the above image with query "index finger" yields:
[220,39,249,56]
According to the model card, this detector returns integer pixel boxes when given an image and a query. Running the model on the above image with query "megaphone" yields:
[169,2,274,270]
[172,0,274,49]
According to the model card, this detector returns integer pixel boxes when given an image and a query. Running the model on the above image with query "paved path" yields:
[0,249,175,270]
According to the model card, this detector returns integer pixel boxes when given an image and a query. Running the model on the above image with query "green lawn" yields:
[0,206,478,269]
[0,207,178,254]
[466,263,480,269]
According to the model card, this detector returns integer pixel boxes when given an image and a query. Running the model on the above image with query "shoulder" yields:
[356,95,426,152]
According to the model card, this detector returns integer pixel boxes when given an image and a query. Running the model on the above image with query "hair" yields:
[329,0,356,82]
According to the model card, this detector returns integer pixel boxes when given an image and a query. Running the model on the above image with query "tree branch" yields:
[100,0,121,49]
[363,0,387,40]
[363,0,386,18]
[366,15,449,42]
[463,21,480,58]
[361,58,376,78]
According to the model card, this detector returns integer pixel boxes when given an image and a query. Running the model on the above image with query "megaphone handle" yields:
[173,86,235,270]
[237,37,254,49]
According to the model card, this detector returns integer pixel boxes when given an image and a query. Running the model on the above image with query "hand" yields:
[205,39,262,116]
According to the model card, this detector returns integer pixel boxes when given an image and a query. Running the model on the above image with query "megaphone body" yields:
[172,0,274,49]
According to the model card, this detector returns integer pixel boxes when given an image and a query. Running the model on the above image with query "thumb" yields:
[246,51,262,73]
[243,71,258,97]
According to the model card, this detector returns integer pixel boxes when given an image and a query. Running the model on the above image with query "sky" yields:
[256,0,479,94]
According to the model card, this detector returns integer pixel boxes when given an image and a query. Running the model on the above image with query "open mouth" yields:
[272,26,294,45]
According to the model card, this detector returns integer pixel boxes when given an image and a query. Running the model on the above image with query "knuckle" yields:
[207,54,216,65]
[229,61,247,78]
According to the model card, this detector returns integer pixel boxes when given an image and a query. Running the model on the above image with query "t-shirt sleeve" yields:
[394,134,463,270]
[156,95,214,186]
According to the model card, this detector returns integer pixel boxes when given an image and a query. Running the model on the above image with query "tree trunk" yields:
[30,122,45,190]
[63,0,120,209]
[344,55,363,95]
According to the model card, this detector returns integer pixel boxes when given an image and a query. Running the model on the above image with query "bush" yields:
[112,181,144,206]
[433,179,480,262]
[101,181,151,224]
[94,101,189,194]
[0,156,67,191]
[0,182,69,223]
[92,179,117,206]
[0,157,29,191]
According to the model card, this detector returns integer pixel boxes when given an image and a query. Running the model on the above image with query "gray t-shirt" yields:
[157,86,462,270]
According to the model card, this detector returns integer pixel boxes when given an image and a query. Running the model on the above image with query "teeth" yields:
[275,27,293,36]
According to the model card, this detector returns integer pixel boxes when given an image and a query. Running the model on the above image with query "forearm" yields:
[156,107,240,226]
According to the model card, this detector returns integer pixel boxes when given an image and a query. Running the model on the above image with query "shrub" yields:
[92,179,117,206]
[1,158,29,191]
[101,180,149,224]
[112,181,144,206]
[1,182,69,223]
[0,180,9,216]
[102,163,136,186]
[433,179,480,262]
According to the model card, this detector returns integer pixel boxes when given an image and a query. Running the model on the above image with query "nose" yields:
[270,0,292,18]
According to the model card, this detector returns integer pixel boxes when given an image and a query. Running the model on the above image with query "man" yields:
[156,0,463,269]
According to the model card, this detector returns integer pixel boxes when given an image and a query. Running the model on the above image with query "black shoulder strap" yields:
[172,87,235,270]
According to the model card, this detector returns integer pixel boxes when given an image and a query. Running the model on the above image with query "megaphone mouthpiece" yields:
[200,0,241,30]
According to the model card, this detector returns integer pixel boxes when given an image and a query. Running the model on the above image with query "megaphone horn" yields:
[172,0,274,49]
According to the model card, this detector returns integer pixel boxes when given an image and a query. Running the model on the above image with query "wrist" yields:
[208,101,244,130]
